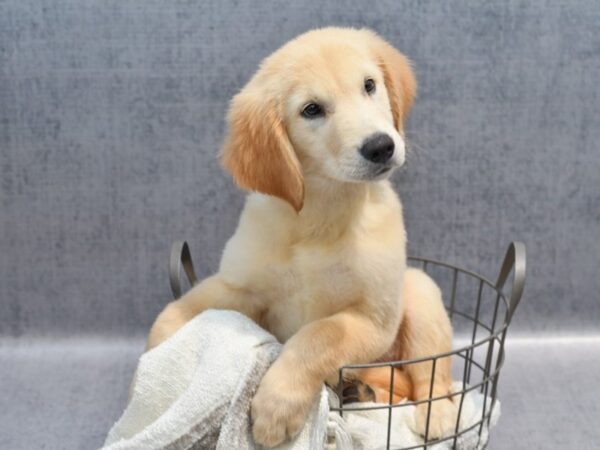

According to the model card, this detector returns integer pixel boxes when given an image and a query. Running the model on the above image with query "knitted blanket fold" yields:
[102,310,329,450]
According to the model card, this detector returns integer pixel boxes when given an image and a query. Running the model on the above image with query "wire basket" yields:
[168,240,526,450]
[333,242,526,449]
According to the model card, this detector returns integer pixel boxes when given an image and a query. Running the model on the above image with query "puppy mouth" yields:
[331,159,400,183]
[364,163,396,180]
[375,166,393,175]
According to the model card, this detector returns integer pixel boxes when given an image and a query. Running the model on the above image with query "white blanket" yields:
[331,381,500,450]
[103,310,499,450]
[103,310,329,450]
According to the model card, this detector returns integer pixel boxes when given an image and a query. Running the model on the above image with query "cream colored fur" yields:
[146,27,455,447]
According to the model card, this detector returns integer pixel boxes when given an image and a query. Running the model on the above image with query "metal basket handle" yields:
[169,240,198,299]
[495,241,526,324]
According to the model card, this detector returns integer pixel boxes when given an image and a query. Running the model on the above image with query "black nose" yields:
[359,133,395,164]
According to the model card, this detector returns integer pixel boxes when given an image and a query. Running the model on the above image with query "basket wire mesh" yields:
[333,242,526,449]
[168,241,526,450]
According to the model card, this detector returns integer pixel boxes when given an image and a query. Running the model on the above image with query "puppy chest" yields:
[263,260,360,342]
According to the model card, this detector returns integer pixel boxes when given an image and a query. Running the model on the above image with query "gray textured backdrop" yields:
[2,2,600,449]
[1,0,599,338]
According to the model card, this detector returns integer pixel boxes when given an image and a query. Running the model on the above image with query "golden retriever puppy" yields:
[146,27,456,446]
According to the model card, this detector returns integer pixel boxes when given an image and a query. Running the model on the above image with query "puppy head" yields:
[221,28,416,211]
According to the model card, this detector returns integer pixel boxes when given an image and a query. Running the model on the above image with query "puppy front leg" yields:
[146,275,262,350]
[251,307,395,447]
[400,268,456,439]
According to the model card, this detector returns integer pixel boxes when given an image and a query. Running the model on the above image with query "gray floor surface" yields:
[2,335,598,450]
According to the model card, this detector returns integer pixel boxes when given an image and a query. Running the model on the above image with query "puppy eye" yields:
[364,78,376,95]
[301,103,324,119]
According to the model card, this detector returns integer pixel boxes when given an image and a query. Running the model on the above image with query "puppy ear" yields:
[369,33,417,130]
[221,89,304,212]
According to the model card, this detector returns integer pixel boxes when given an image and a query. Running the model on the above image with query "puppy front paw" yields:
[415,398,458,440]
[251,365,319,447]
[341,378,376,404]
